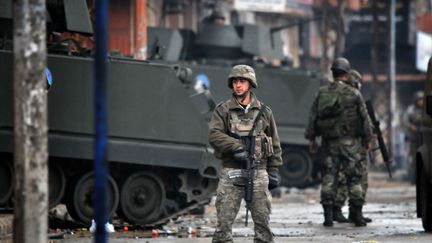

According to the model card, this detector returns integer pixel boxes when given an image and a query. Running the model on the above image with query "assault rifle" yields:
[241,105,266,227]
[365,100,392,178]
[242,136,256,227]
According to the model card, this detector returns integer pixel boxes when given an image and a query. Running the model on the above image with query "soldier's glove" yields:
[233,147,247,163]
[268,167,280,190]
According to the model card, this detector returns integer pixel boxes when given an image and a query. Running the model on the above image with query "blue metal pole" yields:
[94,0,109,242]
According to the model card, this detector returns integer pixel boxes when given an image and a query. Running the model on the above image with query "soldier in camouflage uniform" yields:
[333,70,372,224]
[305,58,373,227]
[209,65,282,242]
[402,90,424,183]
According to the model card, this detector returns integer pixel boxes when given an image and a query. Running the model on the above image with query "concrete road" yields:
[1,172,432,242]
[50,172,432,243]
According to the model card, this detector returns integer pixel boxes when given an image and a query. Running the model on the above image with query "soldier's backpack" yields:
[317,86,343,119]
[316,85,345,138]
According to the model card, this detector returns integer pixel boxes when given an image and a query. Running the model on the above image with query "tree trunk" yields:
[333,0,346,58]
[134,0,148,60]
[320,0,330,76]
[13,0,48,242]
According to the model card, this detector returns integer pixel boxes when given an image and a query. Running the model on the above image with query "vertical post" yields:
[13,0,48,242]
[320,0,330,76]
[94,0,109,242]
[388,0,396,157]
[371,0,379,101]
[134,0,148,60]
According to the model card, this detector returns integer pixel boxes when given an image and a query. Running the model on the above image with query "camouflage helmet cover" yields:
[331,57,351,73]
[413,90,425,101]
[228,64,258,88]
[349,69,362,83]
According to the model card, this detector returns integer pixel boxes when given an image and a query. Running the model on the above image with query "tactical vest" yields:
[316,83,361,139]
[229,109,274,161]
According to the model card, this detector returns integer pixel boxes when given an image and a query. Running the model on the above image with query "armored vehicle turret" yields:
[0,0,220,226]
[149,21,323,188]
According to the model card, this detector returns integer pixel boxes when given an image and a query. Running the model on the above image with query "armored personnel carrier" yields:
[0,0,220,226]
[148,22,324,188]
[416,56,432,232]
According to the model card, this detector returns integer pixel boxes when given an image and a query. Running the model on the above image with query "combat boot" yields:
[362,215,372,223]
[333,206,349,223]
[322,205,333,227]
[349,206,367,227]
[348,208,372,223]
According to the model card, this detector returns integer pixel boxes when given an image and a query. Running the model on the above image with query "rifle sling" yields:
[248,104,267,137]
[241,104,266,172]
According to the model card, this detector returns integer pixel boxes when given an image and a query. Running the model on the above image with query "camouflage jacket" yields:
[208,92,282,169]
[402,104,423,140]
[304,80,373,144]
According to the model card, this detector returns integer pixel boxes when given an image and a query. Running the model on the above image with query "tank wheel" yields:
[48,163,66,209]
[66,172,119,225]
[420,168,432,231]
[280,148,313,188]
[178,171,218,203]
[117,172,165,225]
[0,157,14,205]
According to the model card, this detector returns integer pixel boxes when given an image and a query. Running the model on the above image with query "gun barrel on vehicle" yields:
[270,16,322,33]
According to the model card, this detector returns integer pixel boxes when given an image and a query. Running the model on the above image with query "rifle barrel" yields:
[365,100,392,178]
[242,136,255,226]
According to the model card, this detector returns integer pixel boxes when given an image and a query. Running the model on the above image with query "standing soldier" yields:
[402,90,425,183]
[305,58,373,227]
[333,70,373,224]
[209,64,282,243]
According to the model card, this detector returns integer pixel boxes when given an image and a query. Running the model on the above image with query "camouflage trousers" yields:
[320,138,365,207]
[212,168,274,243]
[334,155,368,207]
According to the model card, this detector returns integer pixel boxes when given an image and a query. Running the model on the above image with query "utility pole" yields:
[371,0,379,101]
[388,0,396,158]
[13,0,48,242]
[94,0,109,242]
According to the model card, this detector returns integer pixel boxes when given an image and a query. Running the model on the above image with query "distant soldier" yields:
[209,64,282,242]
[333,70,372,224]
[305,58,373,227]
[402,90,424,182]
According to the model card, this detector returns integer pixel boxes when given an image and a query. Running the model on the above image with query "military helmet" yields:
[331,57,351,73]
[349,70,362,83]
[228,65,258,88]
[413,91,425,101]
[348,69,362,89]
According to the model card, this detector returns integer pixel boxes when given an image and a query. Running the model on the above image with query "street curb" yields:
[0,215,13,236]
